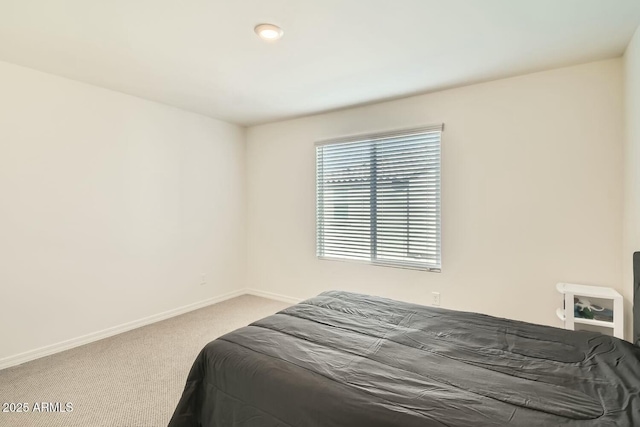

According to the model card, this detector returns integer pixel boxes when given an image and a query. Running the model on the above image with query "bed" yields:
[169,290,640,427]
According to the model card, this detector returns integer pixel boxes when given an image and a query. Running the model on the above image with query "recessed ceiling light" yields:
[255,24,283,42]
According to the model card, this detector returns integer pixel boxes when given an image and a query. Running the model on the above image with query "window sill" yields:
[317,256,441,273]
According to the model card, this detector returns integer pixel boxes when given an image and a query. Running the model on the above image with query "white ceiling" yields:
[1,1,639,126]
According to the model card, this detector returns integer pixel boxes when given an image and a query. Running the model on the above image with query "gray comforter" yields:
[169,291,640,426]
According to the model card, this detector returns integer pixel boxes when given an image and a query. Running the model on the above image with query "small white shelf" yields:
[556,283,621,299]
[557,308,616,328]
[556,283,623,339]
[574,317,616,328]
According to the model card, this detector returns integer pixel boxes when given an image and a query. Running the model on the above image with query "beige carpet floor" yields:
[0,295,290,427]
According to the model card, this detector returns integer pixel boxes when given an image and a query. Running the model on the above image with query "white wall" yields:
[0,61,246,364]
[247,59,623,330]
[0,52,628,366]
[623,26,640,342]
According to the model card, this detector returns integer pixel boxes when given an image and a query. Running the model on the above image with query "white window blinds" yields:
[316,125,442,271]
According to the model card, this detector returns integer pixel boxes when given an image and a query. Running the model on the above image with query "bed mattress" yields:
[169,290,640,426]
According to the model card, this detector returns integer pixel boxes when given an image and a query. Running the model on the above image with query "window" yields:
[316,125,442,271]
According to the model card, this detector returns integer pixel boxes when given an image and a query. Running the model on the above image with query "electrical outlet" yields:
[432,292,441,306]
[200,273,206,286]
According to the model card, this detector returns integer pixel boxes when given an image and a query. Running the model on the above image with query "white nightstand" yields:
[556,283,623,339]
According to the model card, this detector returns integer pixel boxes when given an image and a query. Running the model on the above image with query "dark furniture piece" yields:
[170,291,640,427]
[634,251,640,346]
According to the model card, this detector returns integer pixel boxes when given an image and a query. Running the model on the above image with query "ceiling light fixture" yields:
[254,23,283,41]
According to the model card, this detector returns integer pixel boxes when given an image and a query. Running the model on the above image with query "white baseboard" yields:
[0,289,245,371]
[244,288,303,305]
